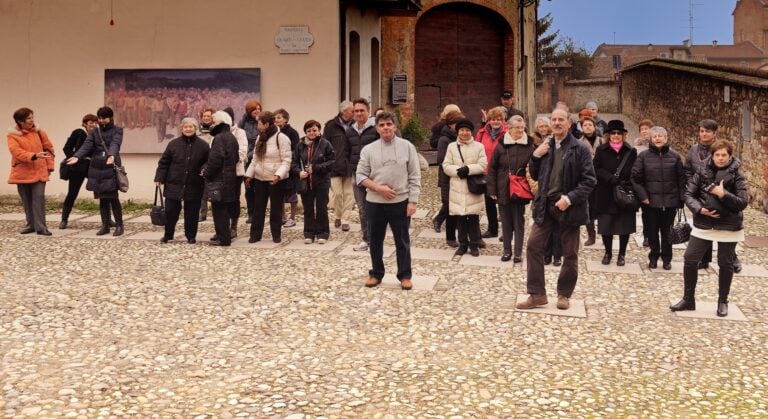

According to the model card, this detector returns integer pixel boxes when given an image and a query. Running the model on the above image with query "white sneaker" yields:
[317,238,327,244]
[304,238,313,244]
[284,219,297,228]
[353,241,369,251]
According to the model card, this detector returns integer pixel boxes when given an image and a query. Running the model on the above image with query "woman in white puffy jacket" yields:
[443,118,487,257]
[244,111,292,243]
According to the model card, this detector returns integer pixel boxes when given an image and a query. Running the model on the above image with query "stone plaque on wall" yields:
[275,26,314,54]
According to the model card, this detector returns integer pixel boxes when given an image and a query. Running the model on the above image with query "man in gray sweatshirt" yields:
[356,112,421,290]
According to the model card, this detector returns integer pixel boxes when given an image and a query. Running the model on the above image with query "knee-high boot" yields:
[60,204,72,229]
[96,200,111,235]
[670,265,698,311]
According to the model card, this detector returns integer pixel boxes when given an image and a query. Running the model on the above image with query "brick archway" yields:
[414,2,510,126]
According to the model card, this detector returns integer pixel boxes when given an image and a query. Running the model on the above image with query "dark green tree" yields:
[553,36,593,79]
[536,12,560,74]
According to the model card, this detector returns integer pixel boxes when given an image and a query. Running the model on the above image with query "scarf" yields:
[503,131,528,145]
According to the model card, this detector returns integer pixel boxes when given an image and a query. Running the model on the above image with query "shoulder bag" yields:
[457,143,487,195]
[96,127,129,192]
[150,185,167,226]
[668,208,692,244]
[506,148,533,204]
[612,151,639,211]
[296,153,309,194]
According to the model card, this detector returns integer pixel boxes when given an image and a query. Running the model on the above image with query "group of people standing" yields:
[6,95,749,313]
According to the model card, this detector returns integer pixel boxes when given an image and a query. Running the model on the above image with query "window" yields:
[349,31,360,100]
[660,52,669,58]
[370,38,380,108]
[612,55,621,69]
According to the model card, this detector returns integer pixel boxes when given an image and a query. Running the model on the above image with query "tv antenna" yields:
[688,0,702,44]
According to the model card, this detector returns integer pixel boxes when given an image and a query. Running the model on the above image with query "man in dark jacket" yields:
[517,108,596,311]
[324,100,354,231]
[204,111,240,246]
[347,98,379,251]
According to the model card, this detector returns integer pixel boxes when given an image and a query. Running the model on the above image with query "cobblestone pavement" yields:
[1,168,767,417]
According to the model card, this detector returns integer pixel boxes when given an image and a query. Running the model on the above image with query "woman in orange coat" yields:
[7,107,55,235]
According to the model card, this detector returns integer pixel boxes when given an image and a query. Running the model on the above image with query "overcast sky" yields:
[538,0,736,53]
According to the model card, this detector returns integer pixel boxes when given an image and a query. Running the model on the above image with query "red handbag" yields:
[509,168,533,204]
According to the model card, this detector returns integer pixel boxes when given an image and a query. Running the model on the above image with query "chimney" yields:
[712,40,718,47]
[682,39,690,47]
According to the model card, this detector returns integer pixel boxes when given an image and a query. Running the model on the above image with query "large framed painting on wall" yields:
[105,68,261,153]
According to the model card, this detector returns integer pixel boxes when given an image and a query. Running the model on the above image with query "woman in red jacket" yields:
[7,107,55,235]
[475,107,507,238]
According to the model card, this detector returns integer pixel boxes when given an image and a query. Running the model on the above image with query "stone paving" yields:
[1,167,768,417]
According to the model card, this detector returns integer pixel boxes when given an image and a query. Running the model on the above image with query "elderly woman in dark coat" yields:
[593,120,637,266]
[434,110,464,247]
[204,111,241,246]
[154,117,210,244]
[487,115,535,262]
[671,140,747,317]
[631,126,686,270]
[67,106,125,236]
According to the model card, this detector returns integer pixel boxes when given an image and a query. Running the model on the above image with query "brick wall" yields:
[621,62,768,210]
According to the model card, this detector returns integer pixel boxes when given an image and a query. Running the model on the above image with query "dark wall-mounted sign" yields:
[391,73,408,104]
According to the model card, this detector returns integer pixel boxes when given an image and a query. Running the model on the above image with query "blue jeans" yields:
[366,199,412,281]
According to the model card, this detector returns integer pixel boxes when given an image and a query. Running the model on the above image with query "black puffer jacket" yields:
[154,135,210,201]
[239,114,259,165]
[63,128,90,176]
[75,123,123,194]
[204,123,240,203]
[487,133,535,205]
[429,121,446,149]
[348,122,378,168]
[436,125,457,190]
[593,141,637,215]
[631,143,686,209]
[685,157,748,231]
[324,115,352,177]
[291,137,336,190]
[529,133,596,226]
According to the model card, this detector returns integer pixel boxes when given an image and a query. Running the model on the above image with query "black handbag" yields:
[207,180,224,202]
[295,159,308,194]
[612,151,639,211]
[668,208,692,244]
[59,160,70,180]
[150,185,166,226]
[456,143,487,195]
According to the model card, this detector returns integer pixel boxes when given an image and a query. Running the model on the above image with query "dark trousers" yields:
[199,183,209,219]
[63,172,86,213]
[456,215,481,247]
[17,182,47,232]
[353,184,368,242]
[230,178,243,228]
[250,179,285,241]
[526,202,581,297]
[484,194,498,234]
[435,185,457,241]
[683,236,737,301]
[645,206,676,263]
[301,186,330,240]
[245,180,255,218]
[366,200,412,281]
[640,204,650,239]
[164,197,202,240]
[99,198,123,225]
[602,234,630,256]
[499,203,526,256]
[211,201,235,245]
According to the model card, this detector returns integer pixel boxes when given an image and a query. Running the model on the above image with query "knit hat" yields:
[455,118,475,132]
[245,100,262,115]
[212,110,232,127]
[578,108,593,122]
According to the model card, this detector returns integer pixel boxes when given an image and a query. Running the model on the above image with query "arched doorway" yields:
[415,3,510,126]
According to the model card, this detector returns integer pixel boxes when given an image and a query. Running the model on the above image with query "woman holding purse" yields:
[66,106,125,236]
[671,140,747,317]
[442,118,487,257]
[59,114,97,229]
[292,120,336,244]
[487,115,534,262]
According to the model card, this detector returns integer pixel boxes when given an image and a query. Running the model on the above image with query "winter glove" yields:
[456,166,470,179]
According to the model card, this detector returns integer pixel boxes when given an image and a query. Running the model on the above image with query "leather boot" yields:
[716,299,728,317]
[112,224,124,237]
[584,222,596,246]
[97,200,111,235]
[670,271,697,311]
[59,204,72,229]
[230,218,238,239]
[96,224,110,235]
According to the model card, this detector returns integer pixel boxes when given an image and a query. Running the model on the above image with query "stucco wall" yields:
[0,0,339,201]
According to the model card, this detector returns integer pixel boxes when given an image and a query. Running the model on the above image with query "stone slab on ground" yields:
[417,229,445,240]
[411,208,429,219]
[711,264,768,277]
[230,237,282,249]
[582,240,604,250]
[0,212,29,221]
[410,247,457,261]
[458,255,514,269]
[512,294,587,318]
[634,234,686,249]
[70,230,128,240]
[669,300,748,321]
[338,245,395,258]
[649,261,684,274]
[284,240,342,251]
[76,215,105,223]
[360,274,439,291]
[586,259,644,275]
[23,228,81,238]
[125,215,152,224]
[120,231,167,241]
[744,235,768,248]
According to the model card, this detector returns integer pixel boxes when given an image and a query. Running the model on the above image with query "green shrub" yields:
[396,109,429,148]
